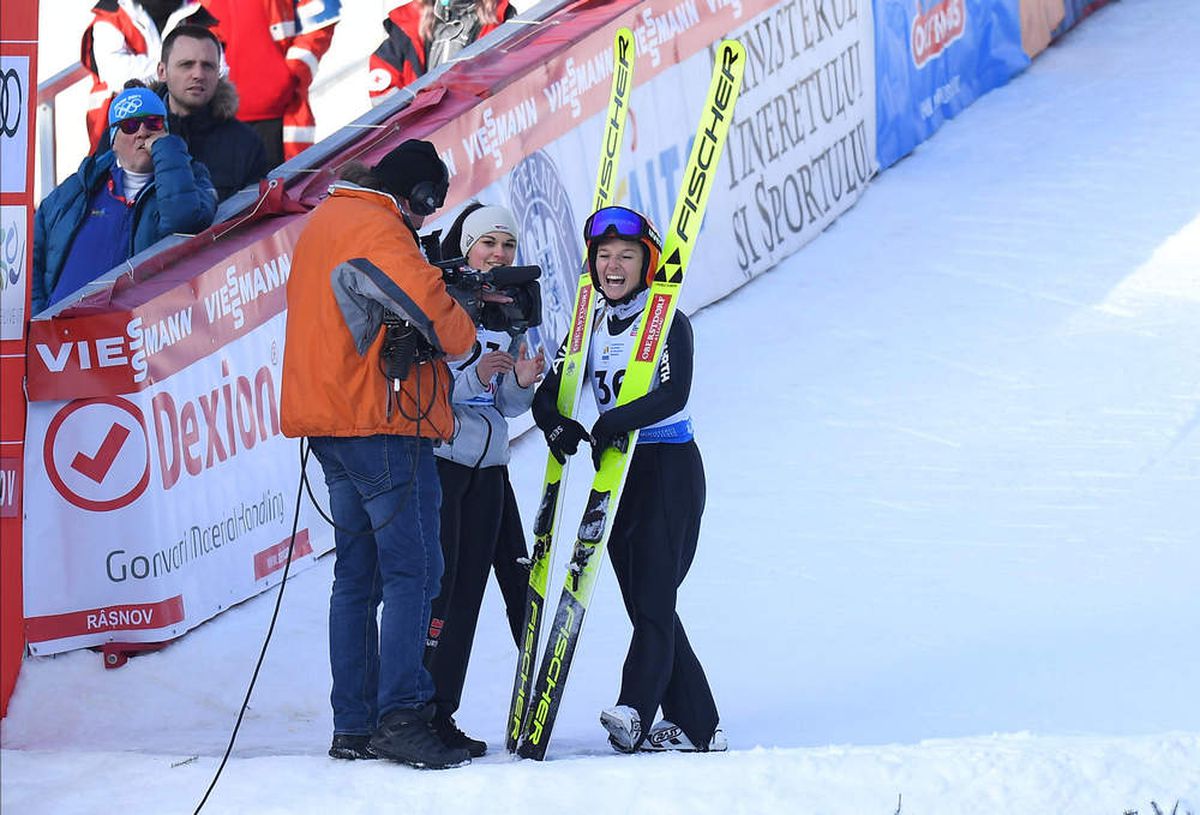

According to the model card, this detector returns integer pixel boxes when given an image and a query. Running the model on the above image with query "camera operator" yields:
[280,138,479,770]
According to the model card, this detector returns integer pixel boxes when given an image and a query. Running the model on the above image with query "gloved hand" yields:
[590,412,631,470]
[544,417,590,464]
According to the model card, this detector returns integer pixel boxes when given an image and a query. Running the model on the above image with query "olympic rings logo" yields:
[110,93,146,121]
[0,68,23,139]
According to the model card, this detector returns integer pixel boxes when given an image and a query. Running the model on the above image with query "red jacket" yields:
[367,0,512,106]
[202,0,339,159]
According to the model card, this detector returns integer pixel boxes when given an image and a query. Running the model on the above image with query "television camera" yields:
[379,233,543,383]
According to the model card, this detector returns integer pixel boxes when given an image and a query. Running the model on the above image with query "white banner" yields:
[23,315,332,655]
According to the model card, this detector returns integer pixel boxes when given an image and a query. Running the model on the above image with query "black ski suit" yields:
[533,308,719,748]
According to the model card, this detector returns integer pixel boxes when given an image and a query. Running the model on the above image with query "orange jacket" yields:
[281,184,476,440]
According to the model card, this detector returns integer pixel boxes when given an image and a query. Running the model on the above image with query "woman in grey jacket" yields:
[424,204,545,757]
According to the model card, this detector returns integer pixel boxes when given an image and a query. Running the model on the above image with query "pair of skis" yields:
[506,30,747,761]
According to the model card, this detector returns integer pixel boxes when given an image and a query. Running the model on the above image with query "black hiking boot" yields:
[432,714,487,758]
[369,704,471,769]
[329,733,377,760]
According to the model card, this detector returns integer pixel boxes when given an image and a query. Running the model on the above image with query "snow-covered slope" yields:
[6,1,1199,813]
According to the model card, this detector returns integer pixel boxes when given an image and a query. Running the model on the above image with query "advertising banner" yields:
[874,0,1028,169]
[22,313,331,655]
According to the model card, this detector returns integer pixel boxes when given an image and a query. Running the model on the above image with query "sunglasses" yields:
[115,115,166,135]
[584,206,659,245]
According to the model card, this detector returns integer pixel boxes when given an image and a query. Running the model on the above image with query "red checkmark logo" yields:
[71,423,131,484]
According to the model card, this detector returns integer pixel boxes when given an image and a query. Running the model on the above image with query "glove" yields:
[544,417,590,464]
[590,412,630,470]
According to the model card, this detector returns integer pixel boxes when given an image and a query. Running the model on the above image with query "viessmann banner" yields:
[22,0,877,655]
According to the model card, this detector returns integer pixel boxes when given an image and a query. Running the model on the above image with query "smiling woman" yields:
[421,201,546,758]
[530,204,724,754]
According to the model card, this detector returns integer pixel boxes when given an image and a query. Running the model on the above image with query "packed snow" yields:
[5,0,1199,813]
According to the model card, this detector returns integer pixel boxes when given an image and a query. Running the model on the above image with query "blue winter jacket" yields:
[32,135,216,314]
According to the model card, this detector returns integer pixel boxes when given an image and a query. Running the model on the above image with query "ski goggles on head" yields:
[115,115,166,135]
[583,206,660,247]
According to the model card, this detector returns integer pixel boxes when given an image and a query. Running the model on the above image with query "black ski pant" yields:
[608,440,719,747]
[426,459,528,719]
[495,470,531,645]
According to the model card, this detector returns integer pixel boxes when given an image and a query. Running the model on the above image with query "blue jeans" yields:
[308,434,444,735]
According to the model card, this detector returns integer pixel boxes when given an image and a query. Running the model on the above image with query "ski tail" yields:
[505,25,636,753]
[516,39,747,761]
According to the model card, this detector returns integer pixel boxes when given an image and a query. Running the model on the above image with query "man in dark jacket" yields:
[91,24,269,202]
[32,84,216,314]
[155,24,269,201]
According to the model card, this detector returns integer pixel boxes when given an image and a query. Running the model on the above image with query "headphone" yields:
[407,160,450,217]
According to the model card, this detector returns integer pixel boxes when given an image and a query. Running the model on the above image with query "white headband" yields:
[460,206,519,256]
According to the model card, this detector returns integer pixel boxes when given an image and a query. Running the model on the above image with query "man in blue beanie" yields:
[32,81,217,314]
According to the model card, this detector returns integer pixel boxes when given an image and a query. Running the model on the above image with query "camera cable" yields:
[194,357,442,811]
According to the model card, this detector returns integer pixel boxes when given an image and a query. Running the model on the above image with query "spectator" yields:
[81,0,218,152]
[32,84,217,314]
[203,0,341,165]
[423,203,545,758]
[280,139,478,769]
[154,25,268,201]
[95,25,268,202]
[368,0,515,106]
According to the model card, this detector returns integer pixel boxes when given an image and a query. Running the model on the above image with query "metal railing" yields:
[35,62,89,200]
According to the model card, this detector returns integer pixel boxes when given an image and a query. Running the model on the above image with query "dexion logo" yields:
[911,0,967,69]
[150,359,282,490]
[44,397,152,512]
